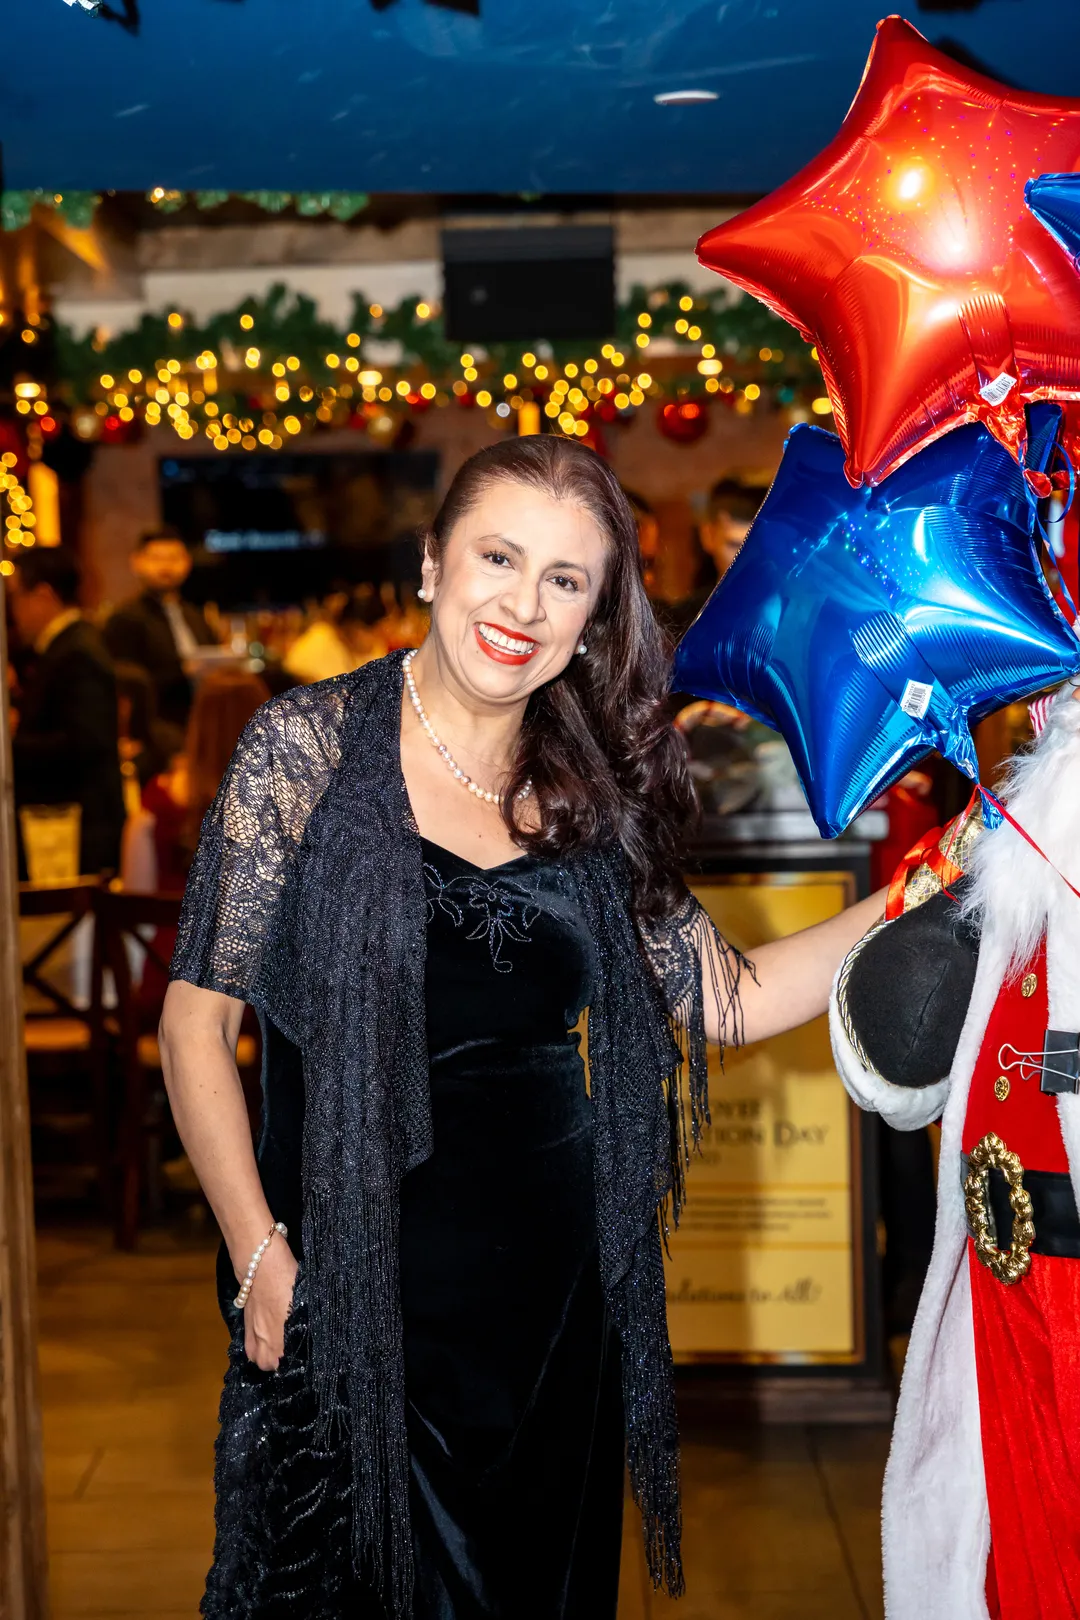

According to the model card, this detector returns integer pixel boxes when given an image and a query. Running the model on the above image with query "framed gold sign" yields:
[666,868,871,1369]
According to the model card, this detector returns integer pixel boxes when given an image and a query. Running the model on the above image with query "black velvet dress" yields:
[209,840,624,1620]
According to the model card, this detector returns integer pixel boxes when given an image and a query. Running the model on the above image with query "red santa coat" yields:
[831,897,1080,1620]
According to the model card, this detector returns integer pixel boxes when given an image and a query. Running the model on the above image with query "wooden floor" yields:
[38,1218,889,1619]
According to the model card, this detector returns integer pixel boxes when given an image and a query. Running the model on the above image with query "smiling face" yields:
[420,478,608,707]
[132,538,192,595]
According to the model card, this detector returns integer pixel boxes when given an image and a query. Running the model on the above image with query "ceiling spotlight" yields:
[654,89,719,106]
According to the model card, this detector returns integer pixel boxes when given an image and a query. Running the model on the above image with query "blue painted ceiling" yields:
[4,0,1076,196]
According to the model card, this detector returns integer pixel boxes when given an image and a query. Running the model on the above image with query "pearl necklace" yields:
[404,649,529,807]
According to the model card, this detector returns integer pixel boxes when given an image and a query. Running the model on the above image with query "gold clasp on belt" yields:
[964,1132,1035,1285]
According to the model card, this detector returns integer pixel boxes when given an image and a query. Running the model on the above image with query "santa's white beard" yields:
[961,684,1080,978]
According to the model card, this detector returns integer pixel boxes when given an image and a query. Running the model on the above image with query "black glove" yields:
[837,888,980,1089]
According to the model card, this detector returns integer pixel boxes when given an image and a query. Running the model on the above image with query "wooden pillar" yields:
[0,578,49,1620]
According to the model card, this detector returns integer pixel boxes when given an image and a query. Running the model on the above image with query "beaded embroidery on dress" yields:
[422,858,544,973]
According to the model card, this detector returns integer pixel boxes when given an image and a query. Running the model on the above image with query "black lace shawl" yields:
[172,650,744,1616]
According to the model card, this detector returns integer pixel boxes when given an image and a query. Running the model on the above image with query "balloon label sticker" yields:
[979,372,1017,407]
[899,679,934,719]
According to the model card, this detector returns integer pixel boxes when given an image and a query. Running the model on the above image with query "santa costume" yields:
[830,679,1080,1620]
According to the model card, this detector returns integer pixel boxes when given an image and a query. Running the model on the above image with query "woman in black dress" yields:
[161,436,884,1619]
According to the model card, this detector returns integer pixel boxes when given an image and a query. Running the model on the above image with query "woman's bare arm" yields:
[704,887,887,1047]
[159,979,297,1369]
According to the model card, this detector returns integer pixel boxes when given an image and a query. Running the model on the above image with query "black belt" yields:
[962,1152,1080,1259]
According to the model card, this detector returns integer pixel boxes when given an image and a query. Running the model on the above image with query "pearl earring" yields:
[576,640,588,656]
[417,586,430,602]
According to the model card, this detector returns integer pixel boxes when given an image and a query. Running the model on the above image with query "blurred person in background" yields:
[123,666,271,1012]
[624,489,660,597]
[123,665,273,896]
[113,660,183,817]
[698,477,766,582]
[283,587,388,685]
[104,525,216,726]
[7,546,125,876]
[669,478,768,641]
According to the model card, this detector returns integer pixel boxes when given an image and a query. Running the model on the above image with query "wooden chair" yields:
[97,888,260,1249]
[19,878,109,1206]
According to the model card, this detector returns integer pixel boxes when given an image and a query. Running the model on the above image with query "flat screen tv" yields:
[159,449,439,608]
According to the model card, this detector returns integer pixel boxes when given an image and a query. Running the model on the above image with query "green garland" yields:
[1,190,100,232]
[1,279,827,549]
[0,188,370,233]
[39,281,822,435]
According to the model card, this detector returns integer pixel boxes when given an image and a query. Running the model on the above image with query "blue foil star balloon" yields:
[1026,172,1080,267]
[673,405,1080,838]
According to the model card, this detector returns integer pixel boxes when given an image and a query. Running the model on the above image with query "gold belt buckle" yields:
[965,1133,1035,1285]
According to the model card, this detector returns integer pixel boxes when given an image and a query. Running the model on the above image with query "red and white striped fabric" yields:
[1029,692,1055,737]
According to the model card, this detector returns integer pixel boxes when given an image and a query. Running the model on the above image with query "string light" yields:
[36,279,824,451]
[0,454,36,551]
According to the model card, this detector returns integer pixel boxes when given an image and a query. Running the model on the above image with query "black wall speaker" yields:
[441,225,615,344]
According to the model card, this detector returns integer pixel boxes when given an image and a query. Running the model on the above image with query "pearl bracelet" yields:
[233,1220,288,1310]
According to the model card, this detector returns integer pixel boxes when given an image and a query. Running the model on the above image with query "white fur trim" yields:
[879,930,1013,1620]
[828,969,951,1129]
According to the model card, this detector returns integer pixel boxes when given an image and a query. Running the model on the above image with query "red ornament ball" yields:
[658,399,709,445]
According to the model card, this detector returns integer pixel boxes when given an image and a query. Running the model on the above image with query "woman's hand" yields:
[242,1236,299,1371]
[703,886,888,1047]
[159,981,299,1371]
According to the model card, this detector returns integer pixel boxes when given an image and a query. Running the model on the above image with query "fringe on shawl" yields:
[642,893,751,1231]
[582,856,749,1596]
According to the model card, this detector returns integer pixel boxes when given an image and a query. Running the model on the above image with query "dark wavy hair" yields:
[424,435,696,920]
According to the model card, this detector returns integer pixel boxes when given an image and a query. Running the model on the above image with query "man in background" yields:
[697,476,765,586]
[104,526,215,726]
[667,477,767,642]
[8,547,125,875]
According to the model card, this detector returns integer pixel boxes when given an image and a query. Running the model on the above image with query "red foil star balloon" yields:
[698,17,1080,487]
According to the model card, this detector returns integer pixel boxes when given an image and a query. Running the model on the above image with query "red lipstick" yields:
[473,622,539,667]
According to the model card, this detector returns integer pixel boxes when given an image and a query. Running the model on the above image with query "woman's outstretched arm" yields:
[159,979,297,1369]
[704,887,887,1047]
